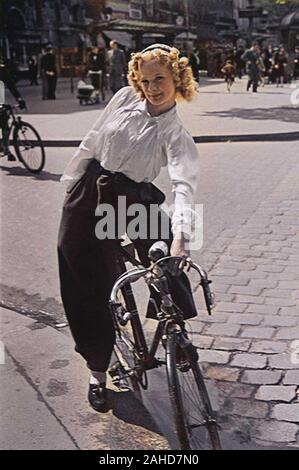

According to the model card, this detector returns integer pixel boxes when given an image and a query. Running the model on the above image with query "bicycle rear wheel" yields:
[13,121,45,173]
[166,331,221,450]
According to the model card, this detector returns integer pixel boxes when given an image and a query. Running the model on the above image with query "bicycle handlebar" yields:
[109,255,216,315]
[110,267,148,304]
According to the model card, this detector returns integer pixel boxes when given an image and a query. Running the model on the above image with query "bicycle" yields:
[108,240,221,450]
[0,103,45,173]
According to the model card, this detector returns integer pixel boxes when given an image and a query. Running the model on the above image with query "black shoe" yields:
[6,152,16,161]
[88,383,107,412]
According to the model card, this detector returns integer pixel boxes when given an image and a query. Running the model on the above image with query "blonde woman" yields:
[58,44,199,412]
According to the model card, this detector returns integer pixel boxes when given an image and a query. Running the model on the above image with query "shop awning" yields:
[175,32,197,40]
[103,30,132,48]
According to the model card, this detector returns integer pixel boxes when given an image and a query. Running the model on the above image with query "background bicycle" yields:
[0,103,45,173]
[109,240,221,450]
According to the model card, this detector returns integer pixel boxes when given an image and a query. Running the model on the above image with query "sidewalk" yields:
[0,306,169,450]
[9,77,299,142]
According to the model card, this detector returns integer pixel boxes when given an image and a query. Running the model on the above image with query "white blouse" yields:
[61,86,199,237]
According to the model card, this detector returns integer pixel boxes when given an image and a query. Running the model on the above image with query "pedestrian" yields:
[27,55,38,86]
[234,46,245,79]
[57,44,199,412]
[263,44,273,83]
[188,49,200,82]
[182,44,199,82]
[87,46,107,102]
[221,59,235,92]
[293,46,299,80]
[107,40,127,94]
[0,60,26,160]
[241,41,261,93]
[40,45,57,100]
[273,46,288,87]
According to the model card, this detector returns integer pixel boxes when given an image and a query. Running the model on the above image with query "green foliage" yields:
[255,0,299,18]
[255,0,299,6]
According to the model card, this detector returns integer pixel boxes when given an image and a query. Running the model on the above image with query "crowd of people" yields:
[2,38,299,105]
[205,41,299,93]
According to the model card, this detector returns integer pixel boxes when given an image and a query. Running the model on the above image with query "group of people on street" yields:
[219,42,298,93]
[21,39,128,103]
[243,42,291,92]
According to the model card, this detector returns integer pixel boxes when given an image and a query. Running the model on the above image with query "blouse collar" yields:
[126,97,177,121]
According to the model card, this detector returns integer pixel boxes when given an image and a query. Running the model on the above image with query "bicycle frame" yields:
[110,243,215,387]
[113,245,164,375]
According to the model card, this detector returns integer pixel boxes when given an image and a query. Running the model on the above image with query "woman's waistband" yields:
[88,158,141,187]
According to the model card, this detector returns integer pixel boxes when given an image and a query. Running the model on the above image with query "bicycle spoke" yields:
[179,374,207,418]
[166,331,220,450]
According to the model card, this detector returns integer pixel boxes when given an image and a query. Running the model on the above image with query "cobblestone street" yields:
[194,158,299,447]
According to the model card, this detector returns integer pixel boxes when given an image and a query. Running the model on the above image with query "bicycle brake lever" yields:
[201,278,216,315]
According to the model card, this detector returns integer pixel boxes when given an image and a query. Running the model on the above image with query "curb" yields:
[25,131,299,148]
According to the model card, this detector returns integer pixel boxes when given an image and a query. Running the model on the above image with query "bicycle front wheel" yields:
[13,121,45,173]
[166,331,221,450]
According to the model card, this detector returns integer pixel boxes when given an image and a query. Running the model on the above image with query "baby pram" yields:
[77,77,101,105]
[77,70,104,105]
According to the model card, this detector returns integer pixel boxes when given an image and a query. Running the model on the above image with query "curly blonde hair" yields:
[127,46,198,102]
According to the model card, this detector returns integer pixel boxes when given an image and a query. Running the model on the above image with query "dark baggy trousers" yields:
[57,159,197,372]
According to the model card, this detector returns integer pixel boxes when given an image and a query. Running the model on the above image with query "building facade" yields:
[1,0,88,75]
[85,0,194,50]
[1,1,197,76]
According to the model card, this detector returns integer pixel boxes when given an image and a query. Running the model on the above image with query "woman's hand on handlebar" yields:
[170,233,190,275]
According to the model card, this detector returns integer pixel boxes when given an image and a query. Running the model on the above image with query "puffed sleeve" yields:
[166,126,199,238]
[61,86,135,184]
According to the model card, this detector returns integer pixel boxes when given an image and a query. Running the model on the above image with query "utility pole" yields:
[184,0,190,41]
[248,0,254,42]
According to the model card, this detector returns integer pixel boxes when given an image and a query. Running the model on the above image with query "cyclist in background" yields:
[0,60,26,160]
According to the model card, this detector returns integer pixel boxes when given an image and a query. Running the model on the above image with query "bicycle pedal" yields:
[177,361,191,372]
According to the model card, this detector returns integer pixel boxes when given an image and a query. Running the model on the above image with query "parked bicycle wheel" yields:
[166,330,221,450]
[13,121,45,173]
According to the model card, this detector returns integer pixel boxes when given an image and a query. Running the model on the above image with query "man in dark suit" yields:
[40,45,57,100]
[241,42,261,93]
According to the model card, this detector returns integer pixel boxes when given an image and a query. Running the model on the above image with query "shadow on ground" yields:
[199,106,299,123]
[0,164,62,181]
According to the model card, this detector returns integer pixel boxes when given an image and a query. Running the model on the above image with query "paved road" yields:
[1,77,299,449]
